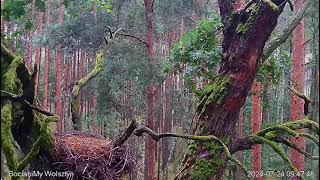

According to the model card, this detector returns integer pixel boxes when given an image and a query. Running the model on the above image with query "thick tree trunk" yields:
[290,0,305,177]
[176,1,287,179]
[34,12,43,97]
[144,0,157,179]
[55,0,64,134]
[43,0,50,111]
[251,80,262,180]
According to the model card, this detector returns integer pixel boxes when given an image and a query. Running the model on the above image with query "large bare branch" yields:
[113,118,249,178]
[262,0,311,61]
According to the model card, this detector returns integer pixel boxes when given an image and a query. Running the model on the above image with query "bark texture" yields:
[176,1,287,179]
[43,0,50,111]
[55,0,64,133]
[34,11,43,97]
[144,0,157,179]
[251,80,262,180]
[26,0,35,70]
[290,0,305,176]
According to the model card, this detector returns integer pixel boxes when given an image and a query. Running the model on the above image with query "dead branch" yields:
[1,90,55,116]
[288,86,311,115]
[113,118,249,178]
[262,0,311,61]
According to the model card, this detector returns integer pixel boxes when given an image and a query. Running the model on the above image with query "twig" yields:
[1,90,55,116]
[262,0,311,61]
[287,86,311,115]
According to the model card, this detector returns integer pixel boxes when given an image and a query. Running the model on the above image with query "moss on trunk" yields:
[71,51,104,131]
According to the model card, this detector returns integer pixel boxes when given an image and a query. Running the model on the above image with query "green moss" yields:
[3,57,24,93]
[253,135,304,180]
[17,115,58,172]
[236,3,261,34]
[71,51,104,130]
[263,0,279,11]
[197,76,230,117]
[192,159,219,180]
[1,105,19,172]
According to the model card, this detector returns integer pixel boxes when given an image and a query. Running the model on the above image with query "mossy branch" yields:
[71,51,104,131]
[114,118,249,178]
[1,105,19,172]
[253,135,304,180]
[271,137,319,160]
[231,118,319,179]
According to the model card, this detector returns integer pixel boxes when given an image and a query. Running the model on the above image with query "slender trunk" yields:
[27,0,36,70]
[34,12,43,97]
[251,80,262,180]
[55,0,64,134]
[43,0,50,111]
[162,31,174,180]
[290,0,305,177]
[143,0,156,179]
[235,107,244,179]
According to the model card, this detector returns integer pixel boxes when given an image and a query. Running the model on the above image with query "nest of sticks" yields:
[53,131,134,180]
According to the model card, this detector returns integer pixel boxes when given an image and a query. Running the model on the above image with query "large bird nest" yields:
[53,132,134,180]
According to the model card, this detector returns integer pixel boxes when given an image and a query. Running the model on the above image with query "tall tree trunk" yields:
[43,0,50,111]
[143,0,156,179]
[251,80,262,180]
[26,0,35,70]
[34,11,43,97]
[162,31,174,180]
[176,1,287,179]
[55,0,64,134]
[290,0,305,177]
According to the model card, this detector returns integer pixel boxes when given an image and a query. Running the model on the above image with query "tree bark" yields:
[176,1,288,179]
[34,11,43,97]
[143,0,157,179]
[251,79,262,180]
[26,0,35,70]
[55,0,64,134]
[290,0,305,177]
[43,0,50,111]
[161,30,174,180]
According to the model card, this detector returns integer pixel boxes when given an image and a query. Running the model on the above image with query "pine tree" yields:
[43,0,50,111]
[251,80,262,180]
[34,11,43,97]
[55,0,64,133]
[144,0,156,179]
[290,0,305,176]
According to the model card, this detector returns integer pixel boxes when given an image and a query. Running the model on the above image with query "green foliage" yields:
[258,50,291,85]
[167,13,222,91]
[1,0,28,21]
[1,0,45,21]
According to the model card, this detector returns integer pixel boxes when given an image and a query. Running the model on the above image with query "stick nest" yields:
[53,131,134,180]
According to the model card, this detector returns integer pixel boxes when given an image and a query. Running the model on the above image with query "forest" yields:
[1,0,319,179]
